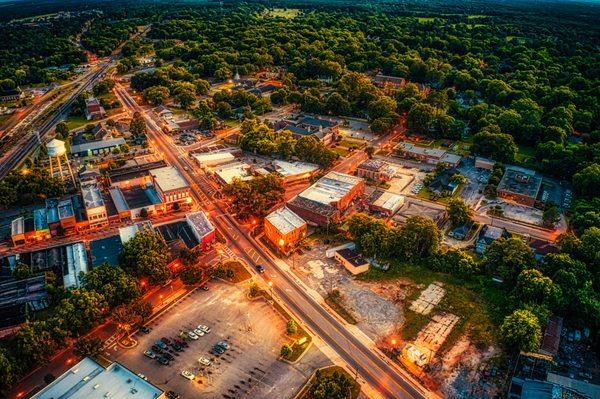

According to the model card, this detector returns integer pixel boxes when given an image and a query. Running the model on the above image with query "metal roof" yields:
[266,207,306,235]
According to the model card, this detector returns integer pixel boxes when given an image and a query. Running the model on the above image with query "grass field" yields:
[358,262,505,348]
[221,260,252,283]
[64,115,90,131]
[297,366,361,399]
[264,8,300,19]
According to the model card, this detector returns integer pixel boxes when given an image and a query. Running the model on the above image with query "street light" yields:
[159,294,164,305]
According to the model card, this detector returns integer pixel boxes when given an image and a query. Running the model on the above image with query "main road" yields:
[115,85,435,399]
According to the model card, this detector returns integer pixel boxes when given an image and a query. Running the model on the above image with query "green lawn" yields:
[358,262,506,348]
[264,8,300,19]
[297,366,361,399]
[64,115,90,131]
[515,145,536,163]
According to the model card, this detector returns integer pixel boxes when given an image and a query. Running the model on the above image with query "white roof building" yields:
[213,162,252,185]
[298,171,363,206]
[272,160,319,179]
[31,357,164,399]
[150,166,189,192]
[371,191,405,215]
[186,211,215,245]
[81,183,104,210]
[265,207,306,235]
[119,221,154,243]
[193,152,236,168]
[63,242,89,289]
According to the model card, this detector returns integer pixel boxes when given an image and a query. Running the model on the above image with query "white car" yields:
[187,331,199,340]
[197,324,211,333]
[143,350,156,359]
[181,370,195,380]
[193,328,205,337]
[198,356,211,366]
[137,373,148,381]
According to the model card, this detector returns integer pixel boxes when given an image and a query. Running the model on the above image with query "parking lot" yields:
[111,282,329,398]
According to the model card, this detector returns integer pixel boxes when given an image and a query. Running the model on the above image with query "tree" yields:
[113,303,142,335]
[222,173,285,219]
[573,163,600,199]
[53,290,107,337]
[515,269,560,305]
[180,264,204,285]
[447,197,471,226]
[309,369,354,399]
[484,237,536,285]
[13,262,33,280]
[55,122,69,139]
[129,111,147,136]
[180,247,202,267]
[139,207,149,218]
[80,263,140,308]
[395,215,441,259]
[143,85,170,106]
[472,125,518,163]
[0,348,18,390]
[286,319,298,335]
[119,231,171,285]
[73,337,103,358]
[542,205,560,228]
[280,344,293,359]
[406,103,436,135]
[16,321,59,366]
[500,309,542,353]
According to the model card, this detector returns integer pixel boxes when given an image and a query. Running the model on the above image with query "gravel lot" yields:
[109,282,330,398]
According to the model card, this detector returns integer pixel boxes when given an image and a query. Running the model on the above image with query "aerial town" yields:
[0,1,599,399]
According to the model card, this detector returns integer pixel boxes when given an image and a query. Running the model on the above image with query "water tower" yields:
[47,138,75,185]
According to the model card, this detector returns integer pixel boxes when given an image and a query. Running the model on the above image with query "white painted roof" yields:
[31,357,163,399]
[82,183,104,209]
[193,152,235,168]
[373,191,405,213]
[150,166,189,192]
[266,207,306,235]
[186,211,215,241]
[214,162,252,184]
[272,160,319,177]
[298,171,362,205]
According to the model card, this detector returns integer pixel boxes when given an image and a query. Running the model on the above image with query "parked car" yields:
[163,352,175,361]
[151,345,163,353]
[211,346,225,355]
[155,340,167,349]
[197,324,211,334]
[137,373,148,380]
[161,337,172,345]
[141,326,151,334]
[181,370,195,380]
[255,265,265,273]
[216,340,230,350]
[143,350,156,359]
[166,391,181,399]
[187,331,199,340]
[193,328,205,337]
[156,356,169,365]
[174,338,188,347]
[198,356,211,366]
[171,343,183,351]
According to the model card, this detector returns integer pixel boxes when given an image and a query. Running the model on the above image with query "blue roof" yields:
[33,208,49,231]
[144,186,162,205]
[89,235,122,267]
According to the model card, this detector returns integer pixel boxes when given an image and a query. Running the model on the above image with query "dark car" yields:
[155,340,167,349]
[151,345,163,353]
[255,265,265,273]
[163,352,175,361]
[171,343,183,351]
[140,326,151,334]
[156,356,169,365]
[174,338,188,347]
[161,337,172,345]
[216,340,230,350]
[167,391,181,399]
[211,345,226,355]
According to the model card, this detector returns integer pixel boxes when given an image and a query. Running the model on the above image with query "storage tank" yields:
[47,138,66,157]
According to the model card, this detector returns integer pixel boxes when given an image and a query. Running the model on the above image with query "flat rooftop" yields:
[398,142,446,158]
[70,137,125,155]
[81,183,104,209]
[186,211,215,241]
[90,235,122,267]
[58,198,74,220]
[298,171,362,206]
[150,166,188,192]
[266,207,306,235]
[498,165,543,199]
[336,247,369,268]
[214,161,252,184]
[156,220,199,249]
[272,160,319,177]
[371,190,405,212]
[31,357,163,399]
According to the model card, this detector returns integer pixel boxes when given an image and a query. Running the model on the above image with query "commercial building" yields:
[475,225,508,254]
[270,160,319,183]
[497,165,543,207]
[275,115,340,145]
[84,97,106,120]
[475,157,495,170]
[373,73,406,89]
[212,161,253,185]
[108,159,167,189]
[0,87,25,102]
[150,166,192,208]
[193,151,236,169]
[367,190,405,216]
[334,247,369,275]
[90,235,123,267]
[82,183,108,229]
[0,275,49,328]
[31,357,165,399]
[10,208,50,246]
[287,171,364,226]
[70,137,126,158]
[119,221,153,244]
[356,159,397,182]
[264,207,307,253]
[186,211,216,250]
[396,142,462,167]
